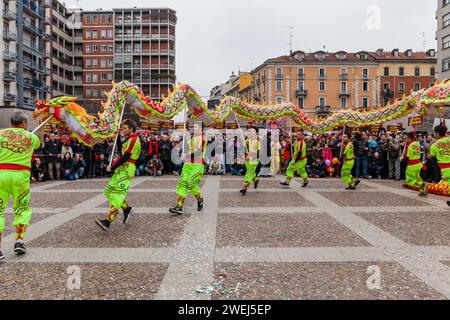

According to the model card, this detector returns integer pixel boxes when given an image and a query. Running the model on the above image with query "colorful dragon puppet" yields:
[33,80,450,195]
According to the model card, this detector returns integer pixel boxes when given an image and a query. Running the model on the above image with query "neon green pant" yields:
[0,170,32,241]
[441,168,450,184]
[341,160,356,186]
[104,163,136,211]
[176,163,204,207]
[286,160,308,183]
[405,163,424,188]
[244,162,259,185]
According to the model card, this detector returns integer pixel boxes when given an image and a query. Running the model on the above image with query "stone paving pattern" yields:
[0,176,449,300]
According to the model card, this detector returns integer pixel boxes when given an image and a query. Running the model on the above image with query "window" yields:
[108,29,113,38]
[443,12,450,27]
[298,68,304,78]
[340,97,347,108]
[101,15,106,24]
[319,81,325,91]
[384,67,389,76]
[93,15,98,24]
[297,81,304,90]
[444,35,450,49]
[86,45,91,53]
[108,58,113,68]
[276,68,282,78]
[298,97,304,108]
[399,67,404,76]
[276,81,282,91]
[86,74,91,82]
[93,88,98,97]
[102,73,107,82]
[108,15,113,23]
[101,30,106,38]
[399,82,405,92]
[319,68,325,78]
[85,59,91,68]
[101,58,106,68]
[92,30,98,38]
[444,0,450,7]
[362,68,369,79]
[93,74,98,82]
[341,82,347,93]
[340,68,347,76]
[86,15,91,24]
[443,58,450,71]
[86,30,91,39]
[108,73,113,81]
[93,45,98,52]
[108,44,113,52]
[276,96,282,104]
[414,82,421,91]
[362,81,369,91]
[431,67,436,76]
[362,97,369,109]
[384,82,390,90]
[415,67,420,77]
[86,88,91,97]
[92,59,98,68]
[319,97,326,106]
[101,44,106,53]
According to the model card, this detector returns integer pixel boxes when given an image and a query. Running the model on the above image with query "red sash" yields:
[0,164,31,172]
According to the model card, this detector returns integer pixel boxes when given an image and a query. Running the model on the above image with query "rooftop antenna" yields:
[422,32,427,51]
[284,26,295,54]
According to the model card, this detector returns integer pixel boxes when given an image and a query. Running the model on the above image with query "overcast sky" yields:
[72,0,437,98]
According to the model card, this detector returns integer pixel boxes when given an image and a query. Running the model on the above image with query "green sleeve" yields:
[32,133,41,150]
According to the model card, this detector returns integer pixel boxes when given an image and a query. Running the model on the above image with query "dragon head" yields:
[33,96,79,123]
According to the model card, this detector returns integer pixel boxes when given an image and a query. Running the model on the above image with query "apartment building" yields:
[437,0,450,80]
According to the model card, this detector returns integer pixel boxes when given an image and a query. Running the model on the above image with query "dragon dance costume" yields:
[403,140,428,196]
[340,141,359,190]
[240,138,261,195]
[96,133,141,230]
[0,126,40,252]
[170,134,207,215]
[281,138,308,188]
[430,136,450,184]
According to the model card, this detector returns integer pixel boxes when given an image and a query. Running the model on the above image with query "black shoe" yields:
[169,206,184,216]
[14,242,26,255]
[254,179,260,190]
[123,207,133,224]
[197,199,204,212]
[354,180,361,187]
[280,182,290,188]
[95,218,110,231]
[240,188,247,196]
[345,186,356,190]
[0,250,5,261]
[447,201,450,207]
[302,180,309,188]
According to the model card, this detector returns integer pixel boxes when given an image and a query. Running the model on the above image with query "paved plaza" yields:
[1,176,450,300]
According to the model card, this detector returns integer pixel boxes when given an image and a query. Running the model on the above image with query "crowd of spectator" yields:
[30,128,443,185]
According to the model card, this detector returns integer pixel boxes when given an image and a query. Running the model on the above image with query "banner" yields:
[175,123,185,130]
[212,122,226,129]
[159,120,174,129]
[149,123,161,131]
[387,124,403,133]
[408,115,424,126]
[369,124,382,133]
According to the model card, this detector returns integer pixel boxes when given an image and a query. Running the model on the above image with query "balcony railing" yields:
[340,73,348,80]
[316,105,331,114]
[3,72,17,81]
[3,31,17,41]
[297,73,305,80]
[295,89,308,97]
[22,0,44,18]
[3,50,17,61]
[23,20,44,36]
[339,90,351,97]
[319,74,326,79]
[3,93,17,101]
[3,10,16,20]
[275,74,283,80]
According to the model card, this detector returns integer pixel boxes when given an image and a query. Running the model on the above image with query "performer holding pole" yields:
[170,122,207,216]
[431,125,450,199]
[280,130,308,188]
[240,126,261,196]
[95,119,141,231]
[403,132,428,197]
[340,133,360,190]
[0,111,41,260]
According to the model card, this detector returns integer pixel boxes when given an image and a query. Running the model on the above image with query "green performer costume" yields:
[0,126,40,252]
[170,135,207,215]
[430,136,450,183]
[404,140,428,196]
[240,138,261,195]
[340,141,359,190]
[96,132,141,230]
[281,138,308,188]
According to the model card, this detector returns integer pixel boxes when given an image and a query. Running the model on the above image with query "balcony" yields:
[339,90,351,97]
[23,97,35,106]
[43,17,51,25]
[275,74,283,80]
[23,78,44,90]
[3,10,16,21]
[3,93,17,102]
[340,73,348,80]
[23,20,44,36]
[3,72,17,81]
[295,89,308,97]
[3,31,17,41]
[22,0,44,18]
[297,73,305,80]
[43,0,51,8]
[23,44,44,55]
[316,105,331,115]
[3,51,17,61]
